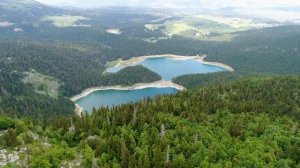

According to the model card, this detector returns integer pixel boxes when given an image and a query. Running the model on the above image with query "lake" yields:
[140,57,226,80]
[79,56,227,112]
[106,57,226,80]
[75,87,177,112]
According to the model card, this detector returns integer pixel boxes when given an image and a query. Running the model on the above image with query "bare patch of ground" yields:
[22,70,61,98]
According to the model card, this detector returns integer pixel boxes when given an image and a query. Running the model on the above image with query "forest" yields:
[0,71,74,119]
[1,1,300,167]
[172,71,272,89]
[0,45,161,118]
[2,25,300,97]
[0,76,299,167]
[0,40,162,97]
[1,20,300,132]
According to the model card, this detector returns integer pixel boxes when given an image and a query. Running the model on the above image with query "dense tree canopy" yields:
[0,71,74,119]
[1,76,299,167]
[0,40,161,96]
[172,71,273,89]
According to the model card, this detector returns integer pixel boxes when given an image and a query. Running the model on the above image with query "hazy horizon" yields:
[33,0,300,22]
[35,0,300,10]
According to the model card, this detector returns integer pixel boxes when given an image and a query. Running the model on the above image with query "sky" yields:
[35,0,300,9]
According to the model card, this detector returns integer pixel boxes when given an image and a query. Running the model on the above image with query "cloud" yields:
[35,0,300,9]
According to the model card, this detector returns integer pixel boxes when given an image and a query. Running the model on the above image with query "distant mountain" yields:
[0,0,55,12]
[0,0,61,23]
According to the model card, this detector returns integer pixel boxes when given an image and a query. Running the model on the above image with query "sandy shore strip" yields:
[70,80,185,102]
[109,54,234,72]
[74,104,85,116]
[201,61,234,71]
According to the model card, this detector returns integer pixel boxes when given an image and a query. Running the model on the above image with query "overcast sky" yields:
[35,0,300,9]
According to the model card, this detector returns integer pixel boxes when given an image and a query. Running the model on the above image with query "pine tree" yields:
[120,139,129,168]
[143,152,151,168]
[4,128,19,147]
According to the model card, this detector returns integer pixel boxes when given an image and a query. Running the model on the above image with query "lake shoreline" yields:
[73,54,234,115]
[71,80,184,115]
[70,80,185,102]
[111,54,234,72]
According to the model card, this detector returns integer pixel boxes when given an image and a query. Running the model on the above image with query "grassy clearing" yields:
[145,14,271,41]
[105,59,121,68]
[42,15,89,28]
[163,17,245,37]
[207,34,237,42]
[22,70,61,98]
[165,22,197,36]
[195,15,253,28]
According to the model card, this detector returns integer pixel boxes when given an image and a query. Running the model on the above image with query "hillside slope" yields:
[1,76,299,167]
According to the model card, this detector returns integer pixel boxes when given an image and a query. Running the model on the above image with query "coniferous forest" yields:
[1,76,300,167]
[0,0,300,167]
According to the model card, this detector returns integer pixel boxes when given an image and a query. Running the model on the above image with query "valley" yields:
[0,0,299,167]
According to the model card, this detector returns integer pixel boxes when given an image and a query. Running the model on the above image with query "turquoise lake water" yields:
[106,57,226,80]
[79,57,227,112]
[140,57,226,80]
[75,87,177,112]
